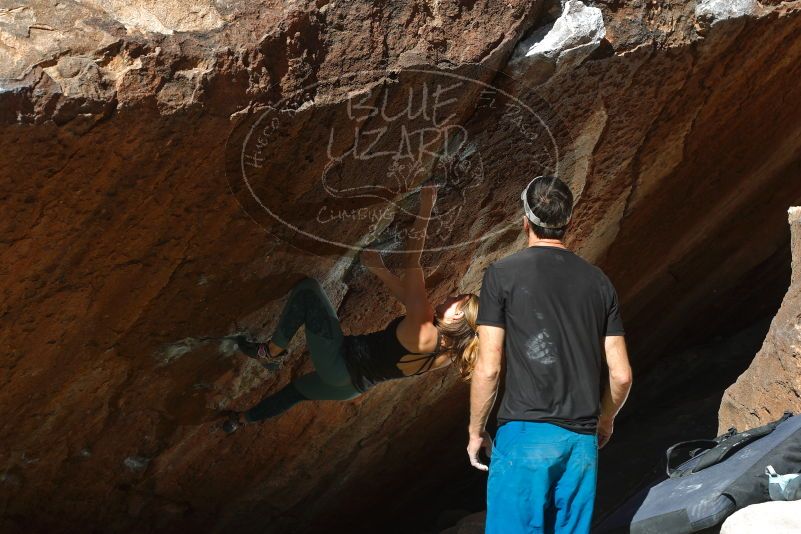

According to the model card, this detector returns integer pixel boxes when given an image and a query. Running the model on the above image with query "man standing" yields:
[467,175,633,533]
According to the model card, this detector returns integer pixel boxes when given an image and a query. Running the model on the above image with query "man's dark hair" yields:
[525,175,573,240]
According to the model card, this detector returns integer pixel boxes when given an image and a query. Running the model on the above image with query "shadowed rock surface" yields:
[2,0,801,533]
[719,208,801,433]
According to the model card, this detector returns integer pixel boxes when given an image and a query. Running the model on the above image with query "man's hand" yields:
[467,430,493,471]
[468,325,504,471]
[597,416,614,449]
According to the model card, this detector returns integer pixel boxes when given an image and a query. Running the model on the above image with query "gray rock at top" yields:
[509,0,606,82]
[696,0,758,23]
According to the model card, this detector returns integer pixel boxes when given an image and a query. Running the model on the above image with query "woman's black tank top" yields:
[342,316,443,393]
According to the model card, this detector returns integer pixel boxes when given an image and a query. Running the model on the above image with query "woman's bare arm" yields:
[361,250,405,301]
[401,185,436,269]
[399,186,437,323]
[361,186,438,331]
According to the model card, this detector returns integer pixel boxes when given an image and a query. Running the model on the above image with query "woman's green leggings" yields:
[244,278,361,422]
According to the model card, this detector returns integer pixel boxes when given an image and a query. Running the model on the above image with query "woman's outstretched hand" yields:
[361,249,385,270]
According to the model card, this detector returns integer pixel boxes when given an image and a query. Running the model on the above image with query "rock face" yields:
[721,500,801,534]
[2,1,801,533]
[719,208,801,433]
[510,0,606,75]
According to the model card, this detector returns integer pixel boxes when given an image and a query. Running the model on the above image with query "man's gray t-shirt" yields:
[476,246,625,434]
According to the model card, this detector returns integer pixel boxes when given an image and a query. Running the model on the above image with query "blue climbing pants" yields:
[486,421,598,534]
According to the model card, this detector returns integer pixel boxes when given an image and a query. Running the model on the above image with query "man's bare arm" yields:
[598,335,633,448]
[467,324,505,470]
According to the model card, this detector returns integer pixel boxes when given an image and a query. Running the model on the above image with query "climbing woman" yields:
[221,185,479,433]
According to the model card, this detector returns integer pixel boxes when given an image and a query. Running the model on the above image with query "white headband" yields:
[520,175,572,229]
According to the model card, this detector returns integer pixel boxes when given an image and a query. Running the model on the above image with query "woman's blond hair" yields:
[437,294,481,380]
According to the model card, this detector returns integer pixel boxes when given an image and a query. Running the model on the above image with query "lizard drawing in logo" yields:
[319,123,485,243]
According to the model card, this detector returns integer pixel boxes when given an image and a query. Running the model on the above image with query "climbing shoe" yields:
[234,335,289,371]
[221,410,246,435]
